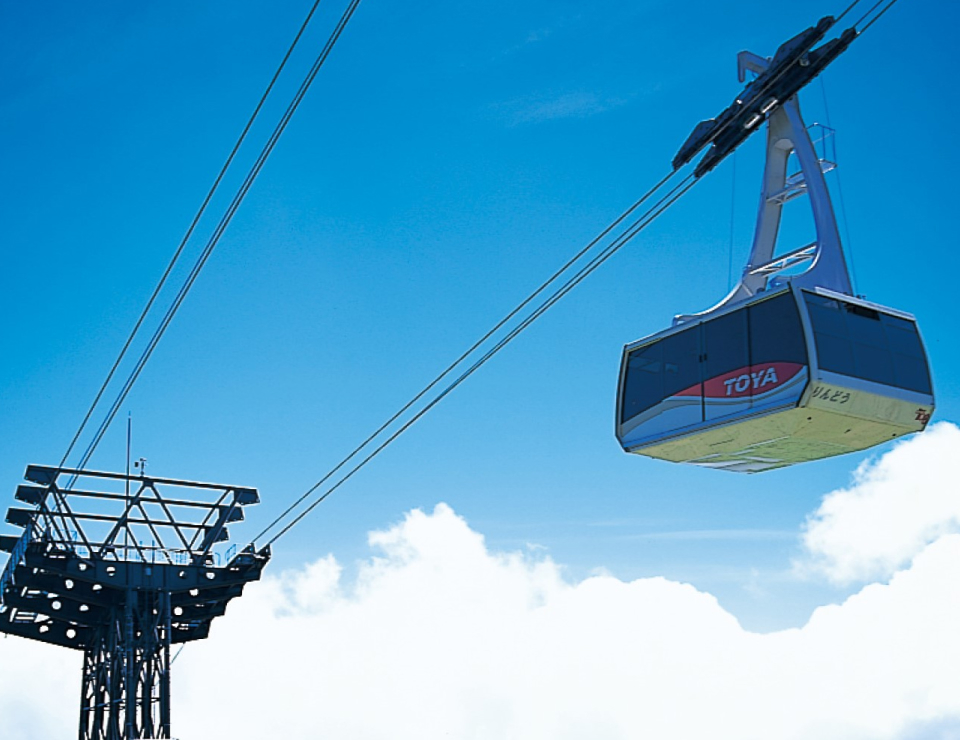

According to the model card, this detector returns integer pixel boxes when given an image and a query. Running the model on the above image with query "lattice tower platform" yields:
[0,465,270,740]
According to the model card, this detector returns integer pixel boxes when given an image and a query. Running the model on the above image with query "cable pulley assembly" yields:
[674,16,858,177]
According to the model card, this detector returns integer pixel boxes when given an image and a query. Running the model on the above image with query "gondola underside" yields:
[626,379,931,473]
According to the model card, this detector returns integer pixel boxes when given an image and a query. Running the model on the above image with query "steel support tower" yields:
[0,465,271,739]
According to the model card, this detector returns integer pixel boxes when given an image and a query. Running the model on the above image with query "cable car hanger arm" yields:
[673,18,858,178]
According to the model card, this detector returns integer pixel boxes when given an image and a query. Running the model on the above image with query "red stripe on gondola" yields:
[675,362,804,398]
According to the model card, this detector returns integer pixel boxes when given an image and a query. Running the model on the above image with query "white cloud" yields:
[2,426,960,739]
[627,527,793,541]
[798,422,960,585]
[0,633,79,740]
[172,503,959,740]
[495,90,631,126]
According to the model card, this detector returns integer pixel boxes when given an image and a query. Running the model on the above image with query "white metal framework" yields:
[675,51,852,325]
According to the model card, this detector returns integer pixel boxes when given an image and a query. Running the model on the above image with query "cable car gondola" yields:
[616,46,934,473]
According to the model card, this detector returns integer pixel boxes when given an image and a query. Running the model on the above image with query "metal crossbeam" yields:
[0,466,270,740]
[748,242,817,276]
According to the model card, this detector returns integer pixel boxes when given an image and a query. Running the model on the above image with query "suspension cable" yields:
[727,151,737,291]
[260,174,697,548]
[856,0,901,34]
[819,77,859,294]
[835,0,867,24]
[57,0,325,476]
[851,0,891,30]
[65,0,363,482]
[247,168,678,545]
[250,0,901,547]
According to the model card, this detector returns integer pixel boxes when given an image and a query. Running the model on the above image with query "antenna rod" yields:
[125,412,131,554]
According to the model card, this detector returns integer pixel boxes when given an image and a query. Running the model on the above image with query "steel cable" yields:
[247,169,679,545]
[58,0,326,477]
[250,0,899,546]
[260,174,698,548]
[856,0,901,33]
[67,0,363,482]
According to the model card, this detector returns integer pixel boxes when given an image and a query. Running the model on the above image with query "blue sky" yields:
[1,0,957,644]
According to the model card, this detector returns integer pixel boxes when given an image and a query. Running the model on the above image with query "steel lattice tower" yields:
[0,465,270,739]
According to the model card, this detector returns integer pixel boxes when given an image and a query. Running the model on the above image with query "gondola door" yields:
[701,308,751,423]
